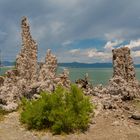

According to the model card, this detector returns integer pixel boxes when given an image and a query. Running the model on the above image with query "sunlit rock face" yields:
[112,47,136,82]
[56,68,71,88]
[0,17,71,111]
[36,49,57,93]
[1,17,140,112]
[90,47,140,110]
[38,49,57,81]
[16,17,38,82]
[37,50,70,92]
[107,47,140,99]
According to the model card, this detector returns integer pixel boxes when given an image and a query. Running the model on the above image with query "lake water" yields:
[1,67,140,85]
[58,67,140,85]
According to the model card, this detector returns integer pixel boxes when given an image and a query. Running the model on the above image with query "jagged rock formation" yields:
[55,68,71,88]
[100,47,140,110]
[35,49,58,93]
[106,47,140,99]
[0,17,38,111]
[0,17,71,111]
[38,49,57,81]
[75,73,93,95]
[76,47,140,99]
[0,17,140,112]
[75,47,140,110]
[16,16,38,83]
[112,47,136,81]
[36,50,70,93]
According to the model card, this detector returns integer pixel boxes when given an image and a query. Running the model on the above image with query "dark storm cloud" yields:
[0,0,140,62]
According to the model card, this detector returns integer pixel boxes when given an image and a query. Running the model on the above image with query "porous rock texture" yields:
[16,16,38,83]
[0,17,70,111]
[107,47,140,99]
[75,73,93,95]
[75,47,140,110]
[100,47,140,110]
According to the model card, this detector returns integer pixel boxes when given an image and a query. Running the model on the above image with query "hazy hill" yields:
[58,62,113,68]
[1,61,15,66]
[2,61,140,68]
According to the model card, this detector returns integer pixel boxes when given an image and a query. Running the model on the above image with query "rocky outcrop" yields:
[0,17,71,111]
[112,47,136,81]
[75,73,94,95]
[76,47,140,111]
[56,68,71,88]
[38,49,57,81]
[96,47,140,110]
[35,49,57,93]
[0,17,140,112]
[16,17,38,83]
[106,47,140,99]
[0,76,4,86]
[0,17,38,111]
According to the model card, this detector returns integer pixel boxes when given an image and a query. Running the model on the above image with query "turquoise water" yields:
[58,67,140,85]
[1,67,140,85]
[57,67,113,85]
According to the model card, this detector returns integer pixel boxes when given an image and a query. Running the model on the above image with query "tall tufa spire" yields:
[16,17,38,82]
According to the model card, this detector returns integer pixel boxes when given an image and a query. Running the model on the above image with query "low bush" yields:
[21,85,94,134]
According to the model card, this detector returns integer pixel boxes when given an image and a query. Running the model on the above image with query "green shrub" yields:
[21,85,94,134]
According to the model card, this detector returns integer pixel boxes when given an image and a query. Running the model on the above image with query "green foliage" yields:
[20,85,94,134]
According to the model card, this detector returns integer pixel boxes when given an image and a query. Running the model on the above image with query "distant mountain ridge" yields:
[2,61,140,68]
[59,62,140,68]
[58,62,113,68]
[1,61,15,66]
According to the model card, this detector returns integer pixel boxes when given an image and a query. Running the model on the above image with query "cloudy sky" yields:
[1,0,140,63]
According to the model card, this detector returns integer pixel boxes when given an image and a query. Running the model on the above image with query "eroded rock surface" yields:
[0,17,71,111]
[75,47,140,111]
[107,47,140,99]
[16,16,38,83]
[0,17,140,112]
[94,47,140,110]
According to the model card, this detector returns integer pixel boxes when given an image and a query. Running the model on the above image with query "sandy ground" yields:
[0,103,140,140]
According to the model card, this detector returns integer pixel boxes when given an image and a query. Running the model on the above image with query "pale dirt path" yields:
[0,112,38,140]
[0,109,140,140]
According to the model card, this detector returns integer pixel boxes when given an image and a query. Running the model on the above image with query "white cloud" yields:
[62,40,73,46]
[69,49,80,54]
[104,40,123,50]
[132,51,140,58]
[87,48,111,59]
[69,48,111,62]
[87,48,98,57]
[1,0,140,62]
[124,39,140,49]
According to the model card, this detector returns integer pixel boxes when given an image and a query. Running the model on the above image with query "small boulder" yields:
[131,112,140,120]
